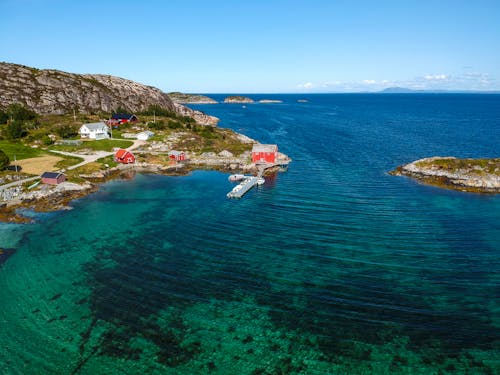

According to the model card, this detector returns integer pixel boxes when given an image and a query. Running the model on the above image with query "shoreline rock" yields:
[390,157,500,193]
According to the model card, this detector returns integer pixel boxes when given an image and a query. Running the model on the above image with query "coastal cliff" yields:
[0,62,218,125]
[391,157,500,193]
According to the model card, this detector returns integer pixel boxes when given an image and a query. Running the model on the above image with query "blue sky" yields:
[1,0,499,93]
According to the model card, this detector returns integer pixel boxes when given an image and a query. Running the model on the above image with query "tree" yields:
[0,110,8,124]
[7,120,25,139]
[54,124,78,138]
[6,103,37,122]
[0,149,9,170]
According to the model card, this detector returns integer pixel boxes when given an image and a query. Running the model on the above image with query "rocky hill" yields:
[0,62,218,125]
[390,157,500,193]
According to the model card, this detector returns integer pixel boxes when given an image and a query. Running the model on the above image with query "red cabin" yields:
[252,144,278,164]
[41,171,66,185]
[106,113,138,128]
[115,149,136,164]
[168,150,186,161]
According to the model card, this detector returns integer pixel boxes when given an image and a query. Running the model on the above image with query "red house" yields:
[252,144,278,164]
[41,172,66,185]
[168,150,186,161]
[115,149,136,164]
[106,113,138,128]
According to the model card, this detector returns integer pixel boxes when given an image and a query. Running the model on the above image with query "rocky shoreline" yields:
[390,157,500,193]
[0,148,291,223]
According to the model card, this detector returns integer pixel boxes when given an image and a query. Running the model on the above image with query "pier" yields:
[227,176,260,198]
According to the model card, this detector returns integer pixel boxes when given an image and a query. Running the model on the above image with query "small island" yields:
[168,92,218,104]
[390,157,500,193]
[258,99,283,103]
[223,96,254,103]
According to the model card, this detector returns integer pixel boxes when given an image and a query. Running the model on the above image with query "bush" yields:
[54,124,78,138]
[0,149,9,170]
[139,104,176,117]
[148,120,166,130]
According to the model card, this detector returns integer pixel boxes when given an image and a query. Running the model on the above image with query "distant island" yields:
[379,87,500,94]
[168,92,218,104]
[258,99,283,103]
[224,96,254,103]
[390,157,500,193]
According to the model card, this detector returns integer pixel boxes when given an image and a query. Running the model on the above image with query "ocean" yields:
[1,94,499,374]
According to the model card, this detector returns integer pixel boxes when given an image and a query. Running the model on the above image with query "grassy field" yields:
[49,139,133,152]
[0,141,46,160]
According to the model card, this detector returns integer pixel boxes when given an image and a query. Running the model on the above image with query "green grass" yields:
[55,155,84,170]
[0,141,46,160]
[49,139,133,152]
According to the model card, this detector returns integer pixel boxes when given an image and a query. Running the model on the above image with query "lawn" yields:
[49,139,133,152]
[0,141,46,160]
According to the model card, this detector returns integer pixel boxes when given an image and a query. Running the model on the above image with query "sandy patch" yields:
[12,155,64,175]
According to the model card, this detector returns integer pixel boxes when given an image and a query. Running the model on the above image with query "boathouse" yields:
[106,113,138,128]
[115,149,136,164]
[252,144,278,164]
[79,122,110,139]
[41,172,66,185]
[168,150,186,162]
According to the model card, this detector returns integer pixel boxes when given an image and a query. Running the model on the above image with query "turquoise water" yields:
[1,94,499,374]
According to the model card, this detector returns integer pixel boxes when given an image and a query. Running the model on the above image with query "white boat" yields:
[257,177,265,185]
[228,174,246,182]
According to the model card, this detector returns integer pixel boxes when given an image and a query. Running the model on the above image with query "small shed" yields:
[168,150,186,161]
[252,144,278,164]
[115,149,136,164]
[41,172,66,185]
[79,122,110,139]
[137,131,154,140]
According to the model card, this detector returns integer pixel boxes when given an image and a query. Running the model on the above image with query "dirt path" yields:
[12,155,64,175]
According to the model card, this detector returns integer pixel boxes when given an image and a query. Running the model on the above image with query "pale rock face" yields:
[0,62,218,125]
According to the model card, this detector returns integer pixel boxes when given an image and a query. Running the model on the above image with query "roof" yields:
[112,113,135,120]
[81,122,108,131]
[252,144,278,153]
[41,172,64,179]
[115,148,132,158]
[168,150,184,156]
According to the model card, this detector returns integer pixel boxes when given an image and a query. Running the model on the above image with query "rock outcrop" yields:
[0,62,218,125]
[223,95,254,103]
[391,157,500,193]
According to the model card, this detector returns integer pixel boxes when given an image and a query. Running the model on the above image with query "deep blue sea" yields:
[1,94,499,374]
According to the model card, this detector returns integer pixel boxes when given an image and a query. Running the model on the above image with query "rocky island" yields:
[168,92,218,104]
[223,95,254,103]
[390,157,500,193]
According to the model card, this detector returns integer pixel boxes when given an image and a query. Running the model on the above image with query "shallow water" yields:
[1,94,499,374]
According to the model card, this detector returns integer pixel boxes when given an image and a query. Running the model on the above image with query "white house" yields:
[79,122,110,139]
[137,131,154,140]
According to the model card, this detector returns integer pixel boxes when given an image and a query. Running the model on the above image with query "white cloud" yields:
[296,82,314,89]
[424,74,448,81]
[362,79,377,84]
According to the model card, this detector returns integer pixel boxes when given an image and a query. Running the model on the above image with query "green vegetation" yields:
[0,149,9,170]
[50,139,133,152]
[0,141,45,160]
[415,158,500,175]
[54,155,84,170]
[96,155,118,168]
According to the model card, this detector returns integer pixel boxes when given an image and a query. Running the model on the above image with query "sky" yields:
[1,0,499,93]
